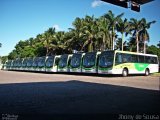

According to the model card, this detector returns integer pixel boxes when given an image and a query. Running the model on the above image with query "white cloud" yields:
[53,24,61,31]
[91,0,105,8]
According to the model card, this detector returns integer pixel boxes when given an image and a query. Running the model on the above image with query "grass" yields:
[151,72,160,77]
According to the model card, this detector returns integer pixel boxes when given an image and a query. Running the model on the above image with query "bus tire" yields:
[122,68,128,77]
[145,68,150,76]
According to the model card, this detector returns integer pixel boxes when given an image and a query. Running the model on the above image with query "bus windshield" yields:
[22,59,27,67]
[99,51,114,68]
[38,57,46,67]
[17,59,22,67]
[70,53,82,68]
[32,58,38,67]
[83,52,96,68]
[46,56,54,68]
[27,58,33,67]
[59,54,68,68]
[6,61,11,67]
[13,60,16,67]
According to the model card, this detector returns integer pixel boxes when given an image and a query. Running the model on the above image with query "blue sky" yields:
[0,0,160,56]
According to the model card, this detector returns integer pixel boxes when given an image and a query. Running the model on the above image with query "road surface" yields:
[0,70,159,119]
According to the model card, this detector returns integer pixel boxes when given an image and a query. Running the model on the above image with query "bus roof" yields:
[115,50,158,57]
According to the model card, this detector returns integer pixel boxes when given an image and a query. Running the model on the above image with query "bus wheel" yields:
[122,68,128,77]
[145,69,150,76]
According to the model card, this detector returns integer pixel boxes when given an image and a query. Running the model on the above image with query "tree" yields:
[127,37,136,52]
[97,16,111,51]
[6,10,156,59]
[139,18,156,53]
[117,18,129,51]
[0,43,2,48]
[28,37,35,47]
[66,17,84,52]
[147,45,160,58]
[40,28,56,56]
[81,15,99,52]
[157,41,160,48]
[53,31,67,54]
[115,38,122,50]
[8,50,18,59]
[129,18,144,53]
[1,56,8,64]
[103,10,124,50]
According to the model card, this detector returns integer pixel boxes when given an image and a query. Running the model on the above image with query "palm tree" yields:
[53,31,67,54]
[127,37,136,52]
[115,38,122,50]
[81,15,99,52]
[97,16,111,51]
[103,10,124,50]
[129,18,144,53]
[115,38,128,51]
[66,17,84,52]
[40,28,56,56]
[117,18,129,51]
[139,18,156,53]
[28,37,35,47]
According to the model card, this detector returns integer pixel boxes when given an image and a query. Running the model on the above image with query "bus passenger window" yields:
[138,55,145,63]
[115,53,122,65]
[151,57,157,64]
[131,55,138,63]
[122,57,127,63]
[145,56,151,63]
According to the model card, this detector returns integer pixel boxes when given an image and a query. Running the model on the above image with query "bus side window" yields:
[122,53,128,63]
[145,56,151,63]
[124,54,132,63]
[131,55,138,63]
[115,53,122,65]
[151,57,157,64]
[138,55,145,63]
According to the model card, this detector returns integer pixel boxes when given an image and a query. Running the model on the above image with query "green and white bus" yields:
[70,53,85,72]
[37,56,46,72]
[14,58,22,71]
[98,50,159,76]
[82,52,101,73]
[58,54,72,72]
[45,55,60,72]
[11,59,16,70]
[21,58,28,71]
[32,57,39,71]
[4,60,11,70]
[26,57,33,71]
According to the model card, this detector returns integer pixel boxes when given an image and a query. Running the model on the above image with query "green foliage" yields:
[8,50,18,59]
[157,41,160,48]
[147,45,160,58]
[6,10,156,60]
[21,47,36,58]
[0,56,8,64]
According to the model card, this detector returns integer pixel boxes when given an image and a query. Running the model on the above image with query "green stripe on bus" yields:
[134,63,149,71]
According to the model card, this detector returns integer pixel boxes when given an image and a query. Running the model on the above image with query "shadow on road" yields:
[0,80,159,119]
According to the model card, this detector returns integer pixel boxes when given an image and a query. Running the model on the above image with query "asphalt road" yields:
[0,70,159,119]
